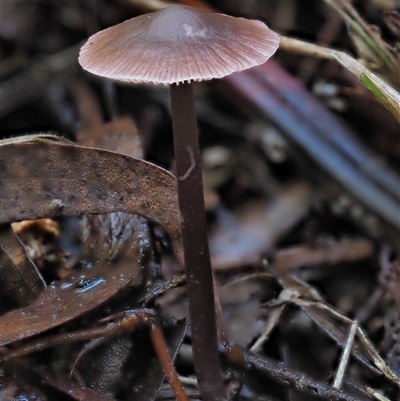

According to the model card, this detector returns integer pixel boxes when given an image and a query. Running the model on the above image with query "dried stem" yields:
[226,345,369,401]
[150,323,189,401]
[334,320,358,389]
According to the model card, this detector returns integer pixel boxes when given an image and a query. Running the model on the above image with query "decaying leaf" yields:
[76,117,152,263]
[0,136,183,263]
[0,233,144,345]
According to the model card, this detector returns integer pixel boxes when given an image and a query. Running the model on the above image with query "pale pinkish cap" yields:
[79,5,280,85]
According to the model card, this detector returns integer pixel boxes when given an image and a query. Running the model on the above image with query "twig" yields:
[250,304,286,353]
[150,321,189,401]
[226,345,370,401]
[366,387,392,401]
[334,320,358,389]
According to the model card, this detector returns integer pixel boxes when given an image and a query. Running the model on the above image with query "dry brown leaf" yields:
[0,232,144,346]
[0,137,183,263]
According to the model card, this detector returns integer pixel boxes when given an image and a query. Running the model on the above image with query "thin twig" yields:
[366,387,392,401]
[334,320,358,389]
[150,322,190,401]
[226,345,370,401]
[250,304,286,353]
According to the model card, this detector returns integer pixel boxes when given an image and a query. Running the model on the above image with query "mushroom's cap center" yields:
[145,5,212,42]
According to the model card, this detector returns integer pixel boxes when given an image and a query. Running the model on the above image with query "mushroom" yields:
[79,5,279,400]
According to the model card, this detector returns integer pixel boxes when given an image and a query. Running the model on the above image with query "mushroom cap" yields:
[79,5,280,85]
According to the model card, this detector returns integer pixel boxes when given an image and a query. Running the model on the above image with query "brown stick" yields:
[150,323,189,401]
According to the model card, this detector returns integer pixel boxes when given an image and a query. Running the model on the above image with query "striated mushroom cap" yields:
[79,5,280,85]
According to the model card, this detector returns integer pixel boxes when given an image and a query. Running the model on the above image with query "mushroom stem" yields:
[170,82,227,401]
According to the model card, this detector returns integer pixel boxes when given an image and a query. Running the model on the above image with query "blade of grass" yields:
[360,72,400,123]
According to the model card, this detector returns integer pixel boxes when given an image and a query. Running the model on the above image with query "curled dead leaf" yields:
[0,136,183,263]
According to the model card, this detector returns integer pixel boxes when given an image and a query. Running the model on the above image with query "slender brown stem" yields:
[170,82,227,401]
[150,323,189,401]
